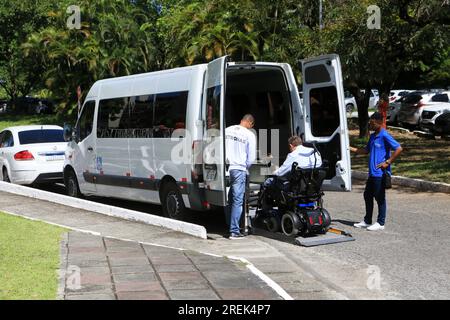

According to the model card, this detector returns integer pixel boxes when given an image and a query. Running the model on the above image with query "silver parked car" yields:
[397,92,435,128]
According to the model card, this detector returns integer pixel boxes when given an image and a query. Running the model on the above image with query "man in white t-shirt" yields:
[225,114,257,239]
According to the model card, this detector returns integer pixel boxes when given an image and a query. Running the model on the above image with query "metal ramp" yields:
[245,207,355,247]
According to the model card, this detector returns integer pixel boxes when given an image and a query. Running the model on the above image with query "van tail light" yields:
[416,101,424,108]
[14,150,35,161]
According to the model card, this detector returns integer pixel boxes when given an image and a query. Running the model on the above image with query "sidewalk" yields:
[61,231,281,300]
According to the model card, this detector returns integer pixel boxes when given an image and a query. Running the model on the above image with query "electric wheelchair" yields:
[255,161,331,237]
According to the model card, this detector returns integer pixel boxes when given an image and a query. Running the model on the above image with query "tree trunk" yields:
[349,86,372,138]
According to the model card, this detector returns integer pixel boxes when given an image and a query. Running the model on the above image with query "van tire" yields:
[2,167,10,183]
[65,169,81,198]
[161,182,186,220]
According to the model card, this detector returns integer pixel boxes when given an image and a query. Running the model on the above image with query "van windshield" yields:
[18,129,65,145]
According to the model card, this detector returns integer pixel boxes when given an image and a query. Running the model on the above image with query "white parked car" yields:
[419,92,450,133]
[0,125,67,185]
[344,89,378,115]
[398,91,449,128]
[344,91,357,114]
[389,90,412,103]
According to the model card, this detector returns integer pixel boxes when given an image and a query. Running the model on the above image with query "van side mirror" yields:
[63,124,74,142]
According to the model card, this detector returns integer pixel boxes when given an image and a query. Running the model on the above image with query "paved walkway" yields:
[60,231,282,300]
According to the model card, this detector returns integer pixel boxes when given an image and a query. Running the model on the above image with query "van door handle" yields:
[87,147,94,152]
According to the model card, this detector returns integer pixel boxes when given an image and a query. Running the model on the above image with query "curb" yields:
[352,171,450,194]
[0,181,207,239]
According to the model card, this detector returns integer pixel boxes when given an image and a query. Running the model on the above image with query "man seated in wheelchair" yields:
[261,135,322,204]
[257,135,330,236]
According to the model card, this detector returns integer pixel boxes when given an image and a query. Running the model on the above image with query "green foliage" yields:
[0,0,448,125]
[23,0,162,115]
[0,0,55,107]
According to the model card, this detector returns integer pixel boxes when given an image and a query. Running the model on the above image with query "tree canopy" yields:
[0,0,448,133]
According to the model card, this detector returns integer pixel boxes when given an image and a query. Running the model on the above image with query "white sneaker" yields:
[354,221,371,228]
[367,222,385,231]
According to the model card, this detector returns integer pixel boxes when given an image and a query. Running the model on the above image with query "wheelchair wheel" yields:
[265,216,280,233]
[322,209,331,227]
[281,212,300,237]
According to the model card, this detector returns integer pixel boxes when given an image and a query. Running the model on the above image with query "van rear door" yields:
[301,54,351,191]
[202,56,228,206]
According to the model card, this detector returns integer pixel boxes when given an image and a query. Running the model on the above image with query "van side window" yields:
[77,101,96,141]
[206,86,221,133]
[129,95,154,138]
[153,91,188,138]
[309,86,340,137]
[97,97,130,138]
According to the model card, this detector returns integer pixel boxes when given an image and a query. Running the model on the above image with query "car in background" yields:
[344,89,379,115]
[387,96,405,125]
[344,91,357,114]
[361,89,379,109]
[434,112,450,136]
[397,92,435,128]
[0,100,7,113]
[419,91,450,133]
[0,125,67,185]
[3,97,55,115]
[389,90,412,103]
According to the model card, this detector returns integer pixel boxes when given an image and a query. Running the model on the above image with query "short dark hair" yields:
[288,135,302,147]
[242,114,255,124]
[370,112,383,122]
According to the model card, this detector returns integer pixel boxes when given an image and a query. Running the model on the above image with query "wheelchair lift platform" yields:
[294,229,355,247]
[246,209,355,247]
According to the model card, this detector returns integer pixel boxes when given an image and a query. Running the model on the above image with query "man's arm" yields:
[350,146,369,155]
[274,153,293,176]
[377,134,403,169]
[246,133,257,169]
[377,146,403,169]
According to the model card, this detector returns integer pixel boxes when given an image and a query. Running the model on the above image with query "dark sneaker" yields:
[229,233,245,240]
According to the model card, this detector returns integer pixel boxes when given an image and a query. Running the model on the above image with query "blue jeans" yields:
[364,177,387,226]
[226,170,247,235]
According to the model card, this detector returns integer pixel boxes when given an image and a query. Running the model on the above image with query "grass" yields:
[349,128,450,184]
[0,212,67,300]
[0,114,65,132]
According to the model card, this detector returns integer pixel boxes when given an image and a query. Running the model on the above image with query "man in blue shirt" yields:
[350,112,403,231]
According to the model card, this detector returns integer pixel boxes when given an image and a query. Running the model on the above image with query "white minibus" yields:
[63,54,351,219]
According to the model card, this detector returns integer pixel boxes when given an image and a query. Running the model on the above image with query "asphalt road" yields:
[38,181,450,299]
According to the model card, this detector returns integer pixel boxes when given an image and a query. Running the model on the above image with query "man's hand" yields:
[377,161,390,170]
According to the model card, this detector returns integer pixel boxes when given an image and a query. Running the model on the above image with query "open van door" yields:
[202,56,228,206]
[300,54,351,191]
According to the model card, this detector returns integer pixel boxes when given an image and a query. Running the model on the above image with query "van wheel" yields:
[161,182,186,220]
[2,167,10,183]
[65,170,81,198]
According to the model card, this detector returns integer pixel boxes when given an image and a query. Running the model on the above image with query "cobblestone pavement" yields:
[60,231,283,300]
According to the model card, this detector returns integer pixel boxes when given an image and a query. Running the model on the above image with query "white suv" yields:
[419,91,450,133]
